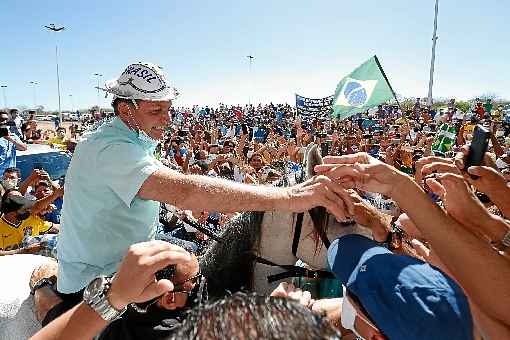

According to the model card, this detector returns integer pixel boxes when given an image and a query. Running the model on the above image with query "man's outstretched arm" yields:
[138,166,359,222]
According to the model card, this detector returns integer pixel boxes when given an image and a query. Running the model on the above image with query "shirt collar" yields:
[110,117,158,152]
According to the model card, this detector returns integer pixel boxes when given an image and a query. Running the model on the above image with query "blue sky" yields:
[0,0,508,111]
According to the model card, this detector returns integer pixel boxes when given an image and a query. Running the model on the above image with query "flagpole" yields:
[373,55,401,111]
[427,0,439,107]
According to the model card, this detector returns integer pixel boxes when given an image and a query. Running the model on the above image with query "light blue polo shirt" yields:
[0,136,19,176]
[57,117,162,293]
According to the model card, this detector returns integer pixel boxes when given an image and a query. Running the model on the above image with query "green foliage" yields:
[455,101,471,112]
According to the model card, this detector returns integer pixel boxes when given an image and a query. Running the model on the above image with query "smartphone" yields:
[464,125,489,171]
[155,264,176,281]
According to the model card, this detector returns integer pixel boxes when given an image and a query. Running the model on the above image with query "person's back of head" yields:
[166,292,340,340]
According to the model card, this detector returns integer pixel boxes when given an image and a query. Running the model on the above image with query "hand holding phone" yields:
[464,125,490,175]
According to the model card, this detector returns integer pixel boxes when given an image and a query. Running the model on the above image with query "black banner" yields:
[295,94,333,117]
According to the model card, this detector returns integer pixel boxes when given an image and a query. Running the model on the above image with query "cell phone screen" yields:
[464,125,489,170]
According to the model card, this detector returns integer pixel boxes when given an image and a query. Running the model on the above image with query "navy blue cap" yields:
[327,234,473,340]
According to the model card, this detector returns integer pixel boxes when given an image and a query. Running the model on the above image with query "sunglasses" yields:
[131,272,202,313]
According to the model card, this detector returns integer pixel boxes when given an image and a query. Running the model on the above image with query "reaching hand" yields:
[425,173,491,235]
[465,166,508,197]
[315,153,408,197]
[348,190,390,242]
[414,156,456,185]
[107,240,191,310]
[270,282,314,308]
[286,174,356,222]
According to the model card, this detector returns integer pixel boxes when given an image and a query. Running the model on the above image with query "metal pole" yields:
[247,55,254,106]
[427,0,439,107]
[55,44,62,123]
[93,73,103,111]
[29,81,38,108]
[0,86,6,109]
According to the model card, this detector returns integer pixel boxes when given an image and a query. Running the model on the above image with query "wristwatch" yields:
[83,276,126,321]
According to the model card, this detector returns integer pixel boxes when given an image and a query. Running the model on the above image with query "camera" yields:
[155,264,176,281]
[0,126,9,138]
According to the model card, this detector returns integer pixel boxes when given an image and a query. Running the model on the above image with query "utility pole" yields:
[29,81,38,108]
[45,24,66,123]
[69,94,74,112]
[0,85,7,109]
[93,73,103,111]
[427,0,439,107]
[246,55,254,106]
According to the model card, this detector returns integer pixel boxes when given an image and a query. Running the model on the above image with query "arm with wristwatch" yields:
[30,241,191,340]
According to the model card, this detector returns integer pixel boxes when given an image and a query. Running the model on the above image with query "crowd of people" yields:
[1,62,509,339]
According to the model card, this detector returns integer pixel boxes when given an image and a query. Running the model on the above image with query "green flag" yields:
[432,123,457,154]
[332,56,396,120]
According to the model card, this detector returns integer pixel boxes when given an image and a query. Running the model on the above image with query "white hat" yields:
[101,62,178,101]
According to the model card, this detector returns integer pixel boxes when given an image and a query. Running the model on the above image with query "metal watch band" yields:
[85,276,126,322]
[502,230,510,248]
[94,294,125,321]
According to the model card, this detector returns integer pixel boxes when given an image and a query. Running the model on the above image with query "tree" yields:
[455,100,471,113]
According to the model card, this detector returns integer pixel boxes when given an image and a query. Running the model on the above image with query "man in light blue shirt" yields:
[38,62,354,324]
[0,111,27,177]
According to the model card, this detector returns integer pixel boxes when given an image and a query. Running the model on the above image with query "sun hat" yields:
[100,62,178,101]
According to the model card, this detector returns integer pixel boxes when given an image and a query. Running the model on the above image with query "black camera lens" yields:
[155,265,176,281]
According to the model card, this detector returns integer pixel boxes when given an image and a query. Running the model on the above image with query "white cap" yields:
[100,62,178,101]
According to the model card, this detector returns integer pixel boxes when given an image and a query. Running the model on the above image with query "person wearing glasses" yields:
[94,238,201,339]
[31,239,200,340]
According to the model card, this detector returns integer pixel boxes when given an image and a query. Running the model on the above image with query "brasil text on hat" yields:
[327,234,473,340]
[99,62,178,101]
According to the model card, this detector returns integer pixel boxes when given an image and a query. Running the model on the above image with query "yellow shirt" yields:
[0,214,52,250]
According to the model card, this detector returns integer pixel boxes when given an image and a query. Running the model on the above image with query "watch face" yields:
[84,276,106,302]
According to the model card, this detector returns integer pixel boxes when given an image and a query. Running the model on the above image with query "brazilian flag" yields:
[432,124,457,153]
[332,56,397,120]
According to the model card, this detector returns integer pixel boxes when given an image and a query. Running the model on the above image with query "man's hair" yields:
[112,98,139,116]
[167,292,341,340]
[3,167,21,177]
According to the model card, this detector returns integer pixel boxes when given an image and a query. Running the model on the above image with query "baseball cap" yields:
[101,62,178,101]
[327,234,473,340]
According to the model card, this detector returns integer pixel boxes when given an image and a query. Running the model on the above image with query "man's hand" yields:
[466,166,508,196]
[348,190,391,242]
[270,282,314,308]
[107,240,191,310]
[286,175,356,221]
[426,173,491,234]
[315,153,408,197]
[454,146,497,172]
[414,156,455,185]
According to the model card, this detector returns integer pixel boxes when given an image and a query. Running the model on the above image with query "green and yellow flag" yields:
[333,56,396,120]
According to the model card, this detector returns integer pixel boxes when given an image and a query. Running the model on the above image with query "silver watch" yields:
[83,276,126,321]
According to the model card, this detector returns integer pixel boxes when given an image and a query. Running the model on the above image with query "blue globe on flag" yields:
[343,81,368,106]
